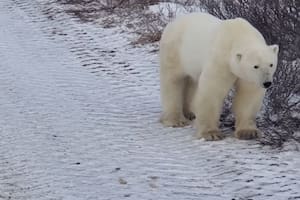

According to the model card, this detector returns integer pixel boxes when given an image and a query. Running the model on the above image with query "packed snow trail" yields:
[0,0,299,199]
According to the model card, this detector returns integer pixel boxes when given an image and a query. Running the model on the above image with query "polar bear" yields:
[159,12,279,140]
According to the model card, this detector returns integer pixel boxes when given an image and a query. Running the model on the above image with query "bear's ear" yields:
[270,44,279,54]
[236,53,242,62]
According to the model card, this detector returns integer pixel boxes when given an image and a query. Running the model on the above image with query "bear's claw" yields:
[184,111,196,121]
[200,130,224,141]
[235,129,261,140]
[160,116,191,127]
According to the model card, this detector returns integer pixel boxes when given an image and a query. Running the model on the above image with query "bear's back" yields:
[178,13,222,79]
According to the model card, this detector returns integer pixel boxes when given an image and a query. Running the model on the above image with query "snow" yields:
[149,2,189,17]
[149,2,204,18]
[0,0,299,200]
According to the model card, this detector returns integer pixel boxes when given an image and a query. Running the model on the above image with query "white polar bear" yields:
[159,12,279,140]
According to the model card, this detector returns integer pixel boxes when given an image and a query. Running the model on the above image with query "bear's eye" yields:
[254,65,259,69]
[270,64,273,67]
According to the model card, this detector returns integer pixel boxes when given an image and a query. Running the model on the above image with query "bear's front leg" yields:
[233,79,265,140]
[194,72,236,141]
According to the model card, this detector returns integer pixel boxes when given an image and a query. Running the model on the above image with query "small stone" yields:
[149,176,159,180]
[119,177,127,185]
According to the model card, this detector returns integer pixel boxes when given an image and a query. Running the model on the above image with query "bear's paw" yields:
[160,115,191,128]
[199,130,224,141]
[235,129,262,140]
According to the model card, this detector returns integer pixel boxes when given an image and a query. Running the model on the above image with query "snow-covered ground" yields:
[149,1,204,17]
[0,0,299,199]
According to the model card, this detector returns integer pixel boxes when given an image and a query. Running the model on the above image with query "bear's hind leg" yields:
[160,73,190,127]
[183,76,197,120]
[233,79,265,140]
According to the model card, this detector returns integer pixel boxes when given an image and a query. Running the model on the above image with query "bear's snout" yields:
[263,81,272,88]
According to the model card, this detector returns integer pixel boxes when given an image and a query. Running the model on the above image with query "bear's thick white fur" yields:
[159,12,279,140]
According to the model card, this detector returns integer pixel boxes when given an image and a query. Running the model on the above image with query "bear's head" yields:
[230,44,279,89]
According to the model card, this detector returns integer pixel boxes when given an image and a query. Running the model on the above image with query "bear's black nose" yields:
[263,81,272,88]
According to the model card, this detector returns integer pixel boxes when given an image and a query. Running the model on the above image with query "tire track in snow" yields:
[0,0,299,199]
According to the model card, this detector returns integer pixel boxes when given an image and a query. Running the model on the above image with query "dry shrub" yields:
[132,12,163,45]
[57,0,148,22]
[57,0,167,42]
[131,0,204,45]
[56,0,198,44]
